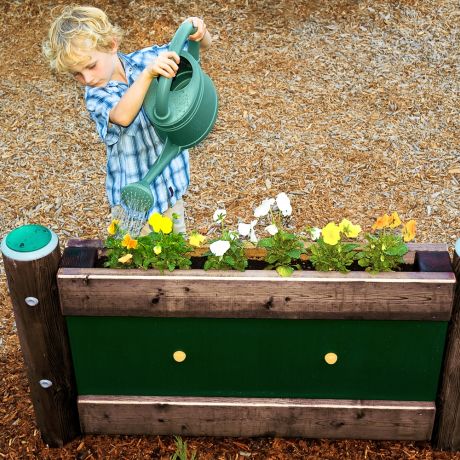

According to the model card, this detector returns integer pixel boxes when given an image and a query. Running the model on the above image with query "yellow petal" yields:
[321,222,341,245]
[154,245,162,255]
[403,220,416,242]
[107,219,119,235]
[160,216,173,234]
[148,213,163,233]
[372,214,391,231]
[189,233,206,247]
[122,234,138,249]
[339,218,361,238]
[118,253,133,264]
[389,212,401,228]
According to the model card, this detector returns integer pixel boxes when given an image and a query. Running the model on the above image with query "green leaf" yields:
[258,238,274,248]
[287,249,301,259]
[384,245,408,256]
[276,265,294,277]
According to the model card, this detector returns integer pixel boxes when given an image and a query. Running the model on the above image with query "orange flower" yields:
[372,214,391,231]
[402,220,416,242]
[121,234,138,249]
[389,211,401,228]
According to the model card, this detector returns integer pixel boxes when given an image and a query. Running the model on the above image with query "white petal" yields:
[249,228,258,243]
[210,240,230,256]
[276,193,291,215]
[265,224,279,235]
[311,227,322,241]
[238,222,251,236]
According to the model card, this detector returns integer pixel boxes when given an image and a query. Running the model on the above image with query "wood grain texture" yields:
[58,267,455,319]
[433,251,460,450]
[78,395,435,440]
[3,247,80,447]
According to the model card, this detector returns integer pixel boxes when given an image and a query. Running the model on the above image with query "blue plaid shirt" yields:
[85,43,190,217]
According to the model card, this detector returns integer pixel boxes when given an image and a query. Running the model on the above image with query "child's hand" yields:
[185,17,208,42]
[145,51,180,79]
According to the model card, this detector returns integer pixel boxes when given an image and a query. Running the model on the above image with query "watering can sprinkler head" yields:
[120,182,154,214]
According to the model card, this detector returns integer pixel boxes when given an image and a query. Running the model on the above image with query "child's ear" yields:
[110,38,119,53]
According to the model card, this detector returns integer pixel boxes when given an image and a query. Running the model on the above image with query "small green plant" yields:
[171,435,197,460]
[104,213,192,272]
[307,219,361,273]
[203,209,248,271]
[356,212,416,273]
[255,193,306,277]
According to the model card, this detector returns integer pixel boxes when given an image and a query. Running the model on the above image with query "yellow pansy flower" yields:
[321,222,341,245]
[189,233,206,247]
[121,234,138,249]
[402,220,416,242]
[339,218,361,238]
[107,219,120,235]
[148,213,173,234]
[118,253,133,264]
[389,211,401,228]
[153,245,162,255]
[372,213,391,231]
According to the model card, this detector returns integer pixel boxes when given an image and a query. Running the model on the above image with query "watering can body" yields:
[120,21,218,214]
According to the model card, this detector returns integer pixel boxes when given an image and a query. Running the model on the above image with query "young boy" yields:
[43,6,212,234]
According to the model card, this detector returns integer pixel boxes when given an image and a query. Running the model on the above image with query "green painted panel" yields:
[66,317,447,401]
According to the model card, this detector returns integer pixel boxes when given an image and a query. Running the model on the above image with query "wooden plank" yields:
[434,249,460,450]
[78,395,435,440]
[58,268,455,319]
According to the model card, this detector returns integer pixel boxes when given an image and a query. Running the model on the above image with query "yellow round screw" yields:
[324,352,338,365]
[173,350,186,363]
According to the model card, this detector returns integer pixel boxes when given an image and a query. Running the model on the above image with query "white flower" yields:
[254,198,275,218]
[210,240,230,257]
[276,192,292,216]
[310,227,322,241]
[213,208,227,222]
[265,224,279,235]
[239,219,258,243]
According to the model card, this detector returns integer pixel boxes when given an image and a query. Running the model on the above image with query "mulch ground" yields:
[1,0,459,458]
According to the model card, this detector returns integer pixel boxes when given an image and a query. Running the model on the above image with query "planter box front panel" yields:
[66,317,447,401]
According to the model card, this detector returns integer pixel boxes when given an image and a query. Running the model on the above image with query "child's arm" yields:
[109,51,180,127]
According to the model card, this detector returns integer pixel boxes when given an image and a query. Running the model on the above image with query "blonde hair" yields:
[43,5,123,73]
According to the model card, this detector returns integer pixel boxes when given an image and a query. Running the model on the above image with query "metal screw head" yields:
[25,297,39,307]
[39,379,53,389]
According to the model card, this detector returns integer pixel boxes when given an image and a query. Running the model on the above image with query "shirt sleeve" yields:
[85,86,123,146]
[128,41,190,72]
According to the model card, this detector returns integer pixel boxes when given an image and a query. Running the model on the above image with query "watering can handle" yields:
[155,21,199,120]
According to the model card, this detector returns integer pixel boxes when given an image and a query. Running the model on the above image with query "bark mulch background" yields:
[1,0,459,458]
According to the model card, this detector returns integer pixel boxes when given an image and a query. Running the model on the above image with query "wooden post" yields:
[1,225,80,447]
[434,239,460,450]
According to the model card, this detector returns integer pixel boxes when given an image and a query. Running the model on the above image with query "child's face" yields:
[70,46,119,87]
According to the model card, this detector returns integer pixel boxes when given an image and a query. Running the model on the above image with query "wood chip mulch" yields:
[0,0,459,458]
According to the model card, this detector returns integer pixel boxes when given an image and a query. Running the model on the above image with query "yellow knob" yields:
[324,352,338,365]
[173,350,186,363]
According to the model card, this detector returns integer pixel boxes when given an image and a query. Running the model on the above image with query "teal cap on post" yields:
[1,224,59,261]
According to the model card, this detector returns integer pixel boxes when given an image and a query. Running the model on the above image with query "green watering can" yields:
[121,21,218,213]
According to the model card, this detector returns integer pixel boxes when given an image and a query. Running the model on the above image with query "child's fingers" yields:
[188,17,206,41]
[157,61,178,78]
[163,51,180,64]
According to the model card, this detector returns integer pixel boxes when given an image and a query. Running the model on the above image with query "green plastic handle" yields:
[155,21,199,120]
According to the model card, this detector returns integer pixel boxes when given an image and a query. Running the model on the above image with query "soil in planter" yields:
[96,256,414,272]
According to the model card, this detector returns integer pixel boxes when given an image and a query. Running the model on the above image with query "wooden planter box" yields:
[4,234,460,448]
[56,242,456,442]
